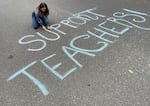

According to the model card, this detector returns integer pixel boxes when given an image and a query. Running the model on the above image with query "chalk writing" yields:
[8,8,150,96]
[7,61,49,96]
[18,8,105,51]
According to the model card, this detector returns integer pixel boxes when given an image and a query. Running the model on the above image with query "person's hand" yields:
[47,26,53,30]
[42,25,47,30]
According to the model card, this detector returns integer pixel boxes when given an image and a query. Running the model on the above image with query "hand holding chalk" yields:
[47,26,53,30]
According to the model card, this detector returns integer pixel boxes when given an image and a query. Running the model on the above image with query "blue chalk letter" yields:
[70,34,108,53]
[41,54,77,80]
[62,46,95,68]
[7,61,49,96]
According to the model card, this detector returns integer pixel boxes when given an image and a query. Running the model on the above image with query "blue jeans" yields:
[32,12,49,29]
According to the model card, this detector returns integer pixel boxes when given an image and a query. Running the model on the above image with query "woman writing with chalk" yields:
[32,2,52,30]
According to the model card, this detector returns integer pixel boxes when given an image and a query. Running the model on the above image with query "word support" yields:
[7,8,150,96]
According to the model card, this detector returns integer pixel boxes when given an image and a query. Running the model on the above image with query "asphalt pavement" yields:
[0,0,150,106]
